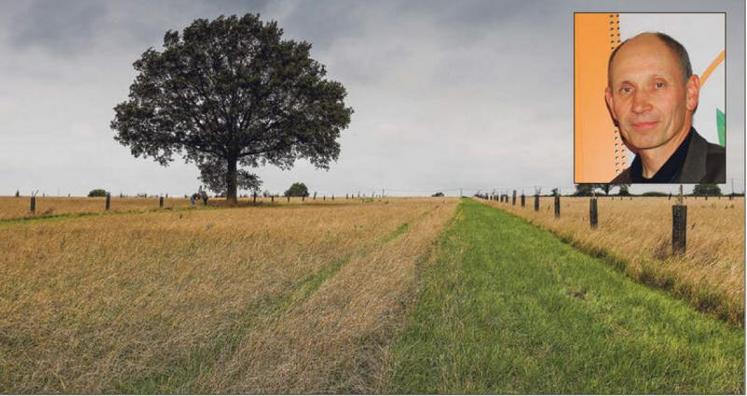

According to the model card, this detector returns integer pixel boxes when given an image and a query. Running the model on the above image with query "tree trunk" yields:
[226,157,238,206]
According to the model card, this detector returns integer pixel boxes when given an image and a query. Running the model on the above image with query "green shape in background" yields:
[717,108,726,146]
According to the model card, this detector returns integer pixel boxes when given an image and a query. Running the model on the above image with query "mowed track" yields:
[0,198,457,393]
[385,199,744,394]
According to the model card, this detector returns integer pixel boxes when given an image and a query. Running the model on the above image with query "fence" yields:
[0,192,409,221]
[474,189,740,256]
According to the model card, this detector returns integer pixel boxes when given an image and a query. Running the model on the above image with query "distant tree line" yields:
[572,183,726,197]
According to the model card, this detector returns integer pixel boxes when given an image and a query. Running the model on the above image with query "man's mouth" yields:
[630,121,659,131]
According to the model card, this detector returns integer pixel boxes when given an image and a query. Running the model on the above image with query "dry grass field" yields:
[0,195,357,221]
[0,198,458,393]
[483,196,745,324]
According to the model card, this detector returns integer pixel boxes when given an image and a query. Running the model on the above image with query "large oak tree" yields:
[111,14,352,204]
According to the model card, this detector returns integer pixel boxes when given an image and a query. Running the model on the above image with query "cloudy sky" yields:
[0,0,744,197]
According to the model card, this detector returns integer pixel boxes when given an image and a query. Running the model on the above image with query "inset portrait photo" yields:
[574,13,726,184]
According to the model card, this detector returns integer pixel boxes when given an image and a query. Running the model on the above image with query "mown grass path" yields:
[386,199,744,394]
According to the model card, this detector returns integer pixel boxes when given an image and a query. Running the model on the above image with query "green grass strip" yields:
[383,222,410,243]
[386,199,744,394]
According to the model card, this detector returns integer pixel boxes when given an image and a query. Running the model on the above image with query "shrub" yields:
[88,189,108,197]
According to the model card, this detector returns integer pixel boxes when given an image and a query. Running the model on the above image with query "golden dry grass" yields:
[483,196,745,324]
[0,196,191,220]
[0,195,358,221]
[0,197,457,393]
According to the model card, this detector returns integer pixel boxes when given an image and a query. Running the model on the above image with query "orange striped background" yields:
[574,13,626,183]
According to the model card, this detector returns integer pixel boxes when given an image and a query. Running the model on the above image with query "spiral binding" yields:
[609,13,627,175]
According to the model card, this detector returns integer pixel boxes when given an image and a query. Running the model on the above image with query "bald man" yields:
[606,32,725,183]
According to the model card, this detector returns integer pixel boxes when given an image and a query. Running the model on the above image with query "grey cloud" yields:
[199,0,273,12]
[0,0,743,197]
[275,1,369,52]
[102,1,273,52]
[8,0,107,55]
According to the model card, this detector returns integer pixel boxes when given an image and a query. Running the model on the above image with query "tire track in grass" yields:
[386,199,744,394]
[112,253,353,394]
[113,205,436,393]
[197,201,457,393]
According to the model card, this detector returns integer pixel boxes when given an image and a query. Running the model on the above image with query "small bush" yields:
[88,189,107,197]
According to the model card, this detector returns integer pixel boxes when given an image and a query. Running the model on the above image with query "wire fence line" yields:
[7,181,744,202]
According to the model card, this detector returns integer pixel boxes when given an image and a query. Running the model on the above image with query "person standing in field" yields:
[606,32,725,183]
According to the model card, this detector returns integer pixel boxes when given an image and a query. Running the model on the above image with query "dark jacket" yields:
[611,129,725,184]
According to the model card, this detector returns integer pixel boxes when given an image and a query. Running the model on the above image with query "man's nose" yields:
[631,90,652,114]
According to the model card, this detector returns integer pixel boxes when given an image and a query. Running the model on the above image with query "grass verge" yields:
[485,197,744,326]
[385,199,744,394]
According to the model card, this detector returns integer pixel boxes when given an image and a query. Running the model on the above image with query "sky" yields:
[0,0,744,197]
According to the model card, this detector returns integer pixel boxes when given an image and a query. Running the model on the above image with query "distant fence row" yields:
[475,190,740,256]
[0,193,404,221]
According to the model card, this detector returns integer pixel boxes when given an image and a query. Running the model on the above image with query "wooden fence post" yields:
[30,195,36,214]
[589,197,598,229]
[534,194,539,211]
[271,195,274,203]
[512,190,516,206]
[159,196,164,208]
[520,193,525,207]
[672,204,687,255]
[253,192,257,205]
[105,193,111,211]
[287,195,290,203]
[332,195,334,200]
[554,193,560,218]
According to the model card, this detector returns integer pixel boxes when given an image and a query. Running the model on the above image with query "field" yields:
[0,197,743,393]
[483,196,745,324]
[0,198,457,393]
[0,195,350,221]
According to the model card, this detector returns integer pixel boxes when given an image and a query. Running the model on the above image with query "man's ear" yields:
[686,74,700,112]
[604,87,617,124]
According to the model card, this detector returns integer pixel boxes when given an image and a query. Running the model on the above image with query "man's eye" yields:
[619,86,633,94]
[655,81,666,89]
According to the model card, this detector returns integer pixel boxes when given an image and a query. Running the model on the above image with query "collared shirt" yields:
[628,129,693,183]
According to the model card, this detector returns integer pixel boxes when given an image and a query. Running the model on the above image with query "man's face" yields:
[605,34,699,153]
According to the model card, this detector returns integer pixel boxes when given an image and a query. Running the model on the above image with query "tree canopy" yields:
[88,189,108,197]
[693,183,722,196]
[284,182,309,197]
[616,184,631,196]
[111,14,353,204]
[573,184,595,196]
